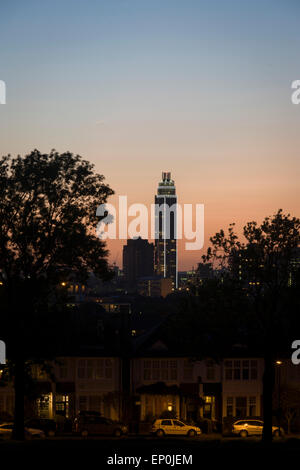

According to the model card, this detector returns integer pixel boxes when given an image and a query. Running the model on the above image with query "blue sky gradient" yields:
[1,0,299,267]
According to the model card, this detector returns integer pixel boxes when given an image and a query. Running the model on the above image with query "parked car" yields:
[74,414,128,437]
[25,418,57,437]
[232,419,284,437]
[0,422,45,440]
[151,419,202,437]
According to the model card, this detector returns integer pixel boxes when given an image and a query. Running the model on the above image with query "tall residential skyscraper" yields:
[154,172,178,288]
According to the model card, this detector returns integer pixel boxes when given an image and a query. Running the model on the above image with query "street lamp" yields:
[275,360,283,434]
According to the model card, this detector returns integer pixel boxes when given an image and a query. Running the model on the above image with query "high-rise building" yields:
[288,246,300,287]
[154,172,178,288]
[123,237,154,289]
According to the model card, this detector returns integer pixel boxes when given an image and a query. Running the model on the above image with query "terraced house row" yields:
[1,333,300,430]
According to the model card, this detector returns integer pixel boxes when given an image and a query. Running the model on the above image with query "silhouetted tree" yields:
[0,149,114,439]
[202,210,300,443]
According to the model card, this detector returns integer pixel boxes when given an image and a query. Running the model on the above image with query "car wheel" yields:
[239,430,248,438]
[114,428,122,437]
[273,429,280,437]
[156,429,165,437]
[81,430,88,438]
[188,429,196,437]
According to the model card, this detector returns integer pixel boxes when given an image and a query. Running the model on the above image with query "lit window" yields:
[206,360,215,380]
[226,397,233,416]
[79,396,87,411]
[96,359,103,378]
[249,396,256,416]
[78,360,85,379]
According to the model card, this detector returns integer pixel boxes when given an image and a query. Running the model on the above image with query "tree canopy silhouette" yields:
[163,210,300,442]
[204,210,300,442]
[0,149,114,439]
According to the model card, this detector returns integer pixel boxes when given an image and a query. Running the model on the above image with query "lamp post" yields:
[275,360,283,434]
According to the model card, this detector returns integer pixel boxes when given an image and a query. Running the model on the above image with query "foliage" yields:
[0,149,114,439]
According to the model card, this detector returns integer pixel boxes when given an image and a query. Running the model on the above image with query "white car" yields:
[152,419,202,437]
[232,419,283,437]
[0,423,45,440]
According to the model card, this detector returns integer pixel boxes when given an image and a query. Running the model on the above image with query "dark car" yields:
[74,414,128,437]
[25,418,57,437]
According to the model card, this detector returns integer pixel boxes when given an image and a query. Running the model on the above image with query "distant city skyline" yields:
[1,0,299,270]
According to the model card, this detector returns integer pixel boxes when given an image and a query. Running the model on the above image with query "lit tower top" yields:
[157,172,176,196]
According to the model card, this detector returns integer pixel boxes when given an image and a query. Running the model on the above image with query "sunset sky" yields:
[1,0,300,269]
